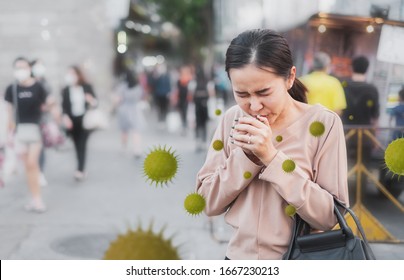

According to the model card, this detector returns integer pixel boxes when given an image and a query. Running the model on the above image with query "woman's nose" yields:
[250,97,263,112]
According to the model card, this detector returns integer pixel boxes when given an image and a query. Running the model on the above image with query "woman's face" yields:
[229,64,295,126]
[65,68,78,86]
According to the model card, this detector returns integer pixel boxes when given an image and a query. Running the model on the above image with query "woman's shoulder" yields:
[296,104,343,138]
[306,104,340,123]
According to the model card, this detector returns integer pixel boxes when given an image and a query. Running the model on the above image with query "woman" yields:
[4,57,48,212]
[114,69,144,158]
[196,29,349,259]
[61,65,97,181]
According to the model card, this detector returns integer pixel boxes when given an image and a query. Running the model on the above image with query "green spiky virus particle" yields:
[212,140,224,151]
[285,204,297,217]
[143,146,179,186]
[215,109,222,116]
[282,159,296,173]
[184,192,206,215]
[104,225,180,260]
[275,135,283,142]
[309,121,325,137]
[366,100,374,108]
[384,138,404,176]
[243,171,252,179]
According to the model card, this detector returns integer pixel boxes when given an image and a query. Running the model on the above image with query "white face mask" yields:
[14,69,31,82]
[32,64,46,78]
[65,73,78,86]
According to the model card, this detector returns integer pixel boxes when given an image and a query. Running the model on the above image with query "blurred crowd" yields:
[0,55,233,213]
[1,49,404,213]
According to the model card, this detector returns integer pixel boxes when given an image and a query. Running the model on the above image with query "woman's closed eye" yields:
[235,92,250,98]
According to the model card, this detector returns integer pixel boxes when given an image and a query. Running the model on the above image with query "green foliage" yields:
[104,225,180,260]
[144,0,212,61]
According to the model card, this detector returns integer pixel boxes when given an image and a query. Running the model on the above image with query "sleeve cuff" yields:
[258,150,309,208]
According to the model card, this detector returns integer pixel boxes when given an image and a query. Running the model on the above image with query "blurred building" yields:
[112,1,181,75]
[213,0,404,126]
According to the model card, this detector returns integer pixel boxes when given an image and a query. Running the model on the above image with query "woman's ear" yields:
[288,66,296,89]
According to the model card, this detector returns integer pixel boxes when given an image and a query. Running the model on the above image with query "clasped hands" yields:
[230,115,278,166]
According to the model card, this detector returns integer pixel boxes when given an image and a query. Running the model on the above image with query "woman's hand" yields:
[231,115,278,166]
[62,115,73,130]
[85,93,98,107]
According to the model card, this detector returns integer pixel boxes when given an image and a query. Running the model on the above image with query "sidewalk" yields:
[0,116,403,260]
[0,117,228,260]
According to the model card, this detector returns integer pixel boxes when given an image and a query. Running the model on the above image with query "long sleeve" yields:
[61,88,69,116]
[196,108,263,216]
[259,112,349,230]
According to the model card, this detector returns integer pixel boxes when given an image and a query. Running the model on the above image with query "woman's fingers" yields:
[256,115,270,126]
[233,123,261,135]
[233,116,270,136]
[232,133,253,145]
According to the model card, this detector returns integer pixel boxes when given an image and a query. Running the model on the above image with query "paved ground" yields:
[1,110,403,260]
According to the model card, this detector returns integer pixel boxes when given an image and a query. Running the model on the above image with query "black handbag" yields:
[283,199,376,260]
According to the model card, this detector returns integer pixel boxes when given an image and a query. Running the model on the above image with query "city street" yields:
[0,111,403,260]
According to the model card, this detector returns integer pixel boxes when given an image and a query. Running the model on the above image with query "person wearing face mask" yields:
[195,29,349,259]
[3,56,48,213]
[61,65,97,181]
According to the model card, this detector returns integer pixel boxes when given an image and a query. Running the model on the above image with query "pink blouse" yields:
[196,104,349,259]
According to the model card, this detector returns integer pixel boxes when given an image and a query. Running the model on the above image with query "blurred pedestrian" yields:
[212,63,232,106]
[61,65,98,181]
[389,87,404,140]
[175,65,193,135]
[341,56,379,164]
[301,52,347,115]
[151,63,171,128]
[196,29,348,259]
[113,69,144,158]
[4,57,48,212]
[191,65,210,152]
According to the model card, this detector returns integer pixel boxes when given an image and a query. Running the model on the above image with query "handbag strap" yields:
[284,198,375,260]
[333,199,376,259]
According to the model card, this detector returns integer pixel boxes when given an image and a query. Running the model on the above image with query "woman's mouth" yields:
[253,114,268,118]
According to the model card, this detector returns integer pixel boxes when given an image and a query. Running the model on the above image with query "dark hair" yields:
[225,29,307,103]
[399,86,404,101]
[70,65,87,85]
[124,69,138,88]
[352,56,369,74]
[13,56,30,66]
[30,59,38,67]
